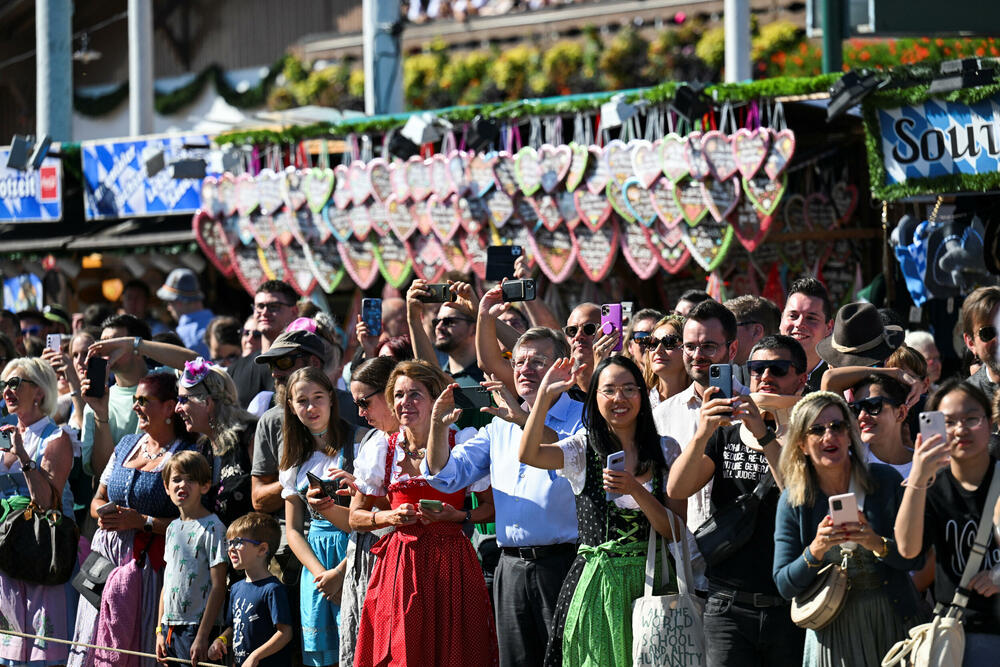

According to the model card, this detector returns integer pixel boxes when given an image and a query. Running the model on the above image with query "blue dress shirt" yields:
[423,392,584,547]
[175,308,214,358]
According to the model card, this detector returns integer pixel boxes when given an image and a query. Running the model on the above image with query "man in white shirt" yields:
[779,277,834,394]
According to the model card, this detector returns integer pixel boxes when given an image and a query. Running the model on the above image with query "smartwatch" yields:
[143,515,154,533]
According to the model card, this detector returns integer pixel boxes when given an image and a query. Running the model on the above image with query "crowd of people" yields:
[0,260,999,667]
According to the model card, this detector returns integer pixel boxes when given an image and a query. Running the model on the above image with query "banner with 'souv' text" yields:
[0,148,62,222]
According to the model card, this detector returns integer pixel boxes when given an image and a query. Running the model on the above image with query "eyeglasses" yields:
[630,331,651,343]
[806,420,849,438]
[977,326,997,343]
[747,359,796,378]
[0,376,36,391]
[227,537,263,550]
[266,354,305,371]
[253,301,293,314]
[563,323,599,338]
[640,333,681,351]
[354,389,380,410]
[511,355,551,373]
[20,326,42,336]
[241,329,262,339]
[943,414,987,431]
[682,341,729,356]
[849,396,900,417]
[432,316,474,329]
[598,384,641,399]
[176,394,205,406]
[133,395,157,407]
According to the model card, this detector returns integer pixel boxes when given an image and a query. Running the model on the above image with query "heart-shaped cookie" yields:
[530,226,577,283]
[515,196,540,229]
[455,195,487,234]
[426,193,461,241]
[565,142,589,192]
[673,177,709,226]
[235,173,259,217]
[650,177,684,228]
[742,174,787,216]
[348,161,372,205]
[701,131,738,182]
[443,233,471,273]
[603,140,633,186]
[606,179,635,223]
[348,204,373,240]
[483,188,515,228]
[374,233,414,288]
[460,229,490,280]
[368,201,390,237]
[235,215,255,246]
[514,146,542,197]
[574,189,613,231]
[427,154,453,198]
[229,245,268,294]
[763,129,795,180]
[782,194,807,232]
[644,220,691,274]
[302,167,336,214]
[249,213,278,247]
[281,239,319,296]
[258,243,286,282]
[367,158,393,202]
[622,178,658,227]
[619,220,660,279]
[322,202,353,243]
[554,190,580,229]
[830,182,858,226]
[468,153,496,198]
[338,237,380,288]
[492,151,520,197]
[282,167,307,212]
[532,194,563,232]
[682,216,735,272]
[406,156,432,202]
[805,192,838,231]
[257,169,285,216]
[332,164,352,209]
[386,196,418,240]
[684,132,711,181]
[731,128,770,180]
[660,133,689,184]
[538,144,572,193]
[272,210,294,246]
[413,200,433,236]
[700,178,741,223]
[727,195,773,252]
[584,145,610,195]
[407,234,450,282]
[390,159,410,201]
[192,210,233,276]
[200,176,222,218]
[630,139,661,188]
[217,173,237,217]
[303,242,346,293]
[447,151,470,196]
[288,208,319,245]
[571,221,620,282]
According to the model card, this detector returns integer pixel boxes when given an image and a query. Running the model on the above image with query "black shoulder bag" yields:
[694,472,774,566]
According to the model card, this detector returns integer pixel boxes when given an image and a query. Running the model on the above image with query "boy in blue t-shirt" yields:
[209,512,293,667]
[155,451,228,665]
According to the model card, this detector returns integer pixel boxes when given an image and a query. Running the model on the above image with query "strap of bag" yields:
[950,461,1000,611]
[750,471,774,501]
[667,509,696,596]
[643,521,672,597]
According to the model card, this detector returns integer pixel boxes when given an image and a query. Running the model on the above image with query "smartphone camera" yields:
[511,246,522,257]
[832,499,843,511]
[710,366,721,378]
[501,279,535,303]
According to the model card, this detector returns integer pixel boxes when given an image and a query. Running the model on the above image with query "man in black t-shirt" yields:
[668,335,808,667]
[228,281,300,408]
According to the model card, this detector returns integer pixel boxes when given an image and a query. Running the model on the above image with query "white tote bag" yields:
[631,511,706,667]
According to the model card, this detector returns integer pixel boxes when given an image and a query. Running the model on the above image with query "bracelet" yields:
[70,390,81,398]
[802,547,822,568]
[900,477,932,490]
[464,510,472,523]
[370,510,378,527]
[756,428,777,448]
[874,535,890,559]
[155,625,163,636]
[94,416,109,424]
[216,635,228,645]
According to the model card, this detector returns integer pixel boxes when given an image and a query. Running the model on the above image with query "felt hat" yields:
[816,302,903,367]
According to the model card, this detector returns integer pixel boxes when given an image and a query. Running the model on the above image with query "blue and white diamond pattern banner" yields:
[81,133,216,220]
[876,94,1000,186]
[0,148,62,222]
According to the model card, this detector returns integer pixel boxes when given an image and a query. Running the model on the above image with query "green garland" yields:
[73,56,290,117]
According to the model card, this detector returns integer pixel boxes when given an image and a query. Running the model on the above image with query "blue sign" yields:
[81,133,215,220]
[0,148,62,222]
[876,95,1000,186]
[2,274,43,313]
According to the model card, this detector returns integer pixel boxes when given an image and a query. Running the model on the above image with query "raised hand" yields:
[592,331,619,366]
[355,314,379,358]
[479,284,505,318]
[695,386,736,438]
[447,280,479,316]
[908,432,950,488]
[431,384,462,426]
[538,358,582,401]
[481,375,528,425]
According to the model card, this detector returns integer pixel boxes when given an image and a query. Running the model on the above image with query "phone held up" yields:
[501,279,536,303]
[600,304,623,352]
[361,298,382,337]
[828,492,859,526]
[605,451,626,501]
[84,356,108,399]
[416,283,451,303]
[453,385,492,412]
[486,245,521,281]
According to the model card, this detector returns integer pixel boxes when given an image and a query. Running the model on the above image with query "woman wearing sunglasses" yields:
[848,374,914,479]
[69,371,199,666]
[621,308,663,375]
[0,358,75,666]
[641,315,690,408]
[773,391,923,666]
[895,380,1000,665]
[175,358,257,525]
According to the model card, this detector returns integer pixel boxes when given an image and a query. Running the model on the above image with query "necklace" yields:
[310,428,328,437]
[403,447,425,460]
[141,436,164,461]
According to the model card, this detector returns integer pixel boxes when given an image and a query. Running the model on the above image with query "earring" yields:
[165,417,172,425]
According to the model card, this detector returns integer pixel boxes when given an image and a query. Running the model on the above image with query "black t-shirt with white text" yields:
[923,459,1000,634]
[227,353,274,409]
[703,423,781,594]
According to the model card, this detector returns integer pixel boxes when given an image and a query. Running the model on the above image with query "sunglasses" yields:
[21,326,42,336]
[563,323,599,338]
[241,329,262,339]
[267,354,305,371]
[977,326,997,343]
[747,359,796,378]
[132,395,158,407]
[354,389,380,410]
[176,394,206,406]
[432,316,474,329]
[0,376,36,391]
[640,333,681,351]
[227,537,263,550]
[849,396,900,417]
[254,301,294,314]
[806,420,849,438]
[630,331,651,343]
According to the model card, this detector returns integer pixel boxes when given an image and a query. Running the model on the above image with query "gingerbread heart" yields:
[603,140,633,186]
[235,173,259,217]
[348,161,372,205]
[257,169,284,216]
[218,173,237,217]
[427,154,453,198]
[322,202,353,243]
[674,177,709,226]
[572,222,619,282]
[483,188,515,228]
[660,133,689,183]
[426,193,461,241]
[281,239,319,296]
[650,177,684,228]
[302,167,336,213]
[492,152,520,197]
[514,146,543,197]
[701,131,738,182]
[727,195,773,252]
[258,243,286,282]
[386,196,418,240]
[390,159,410,201]
[630,140,661,188]
[447,151,470,196]
[622,178,658,227]
[230,244,268,294]
[414,199,433,236]
[235,215,255,246]
[530,226,577,283]
[606,179,635,223]
[644,220,690,274]
[192,210,233,276]
[272,209,294,246]
[554,190,580,229]
[442,234,471,273]
[406,156,432,202]
[455,196,487,234]
[782,194,807,232]
[332,164,352,209]
[619,220,660,279]
[460,229,490,280]
[374,233,414,288]
[682,216,735,272]
[249,213,277,247]
[684,132,711,181]
[584,145,610,195]
[532,194,563,232]
[369,201,390,237]
[348,204,373,240]
[200,176,222,218]
[763,129,795,180]
[338,237,379,288]
[367,158,393,202]
[731,128,770,180]
[407,234,450,282]
[805,192,838,231]
[468,153,496,198]
[830,182,858,226]
[700,178,741,223]
[574,189,613,231]
[539,144,572,193]
[742,174,787,216]
[565,142,589,192]
[282,167,308,212]
[515,196,540,229]
[303,242,346,293]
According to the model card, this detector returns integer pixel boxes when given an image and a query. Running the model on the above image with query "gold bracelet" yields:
[874,535,890,559]
[216,635,228,645]
[802,547,822,568]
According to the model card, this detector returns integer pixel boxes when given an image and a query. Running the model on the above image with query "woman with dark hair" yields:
[895,380,1000,665]
[377,335,414,361]
[68,371,199,667]
[280,366,355,667]
[519,355,687,667]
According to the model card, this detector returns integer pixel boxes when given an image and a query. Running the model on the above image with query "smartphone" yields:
[919,411,948,446]
[501,278,536,303]
[828,492,859,526]
[606,451,627,501]
[416,283,451,303]
[621,301,634,325]
[709,364,733,400]
[46,334,62,352]
[96,501,118,516]
[600,304,623,352]
[84,357,108,399]
[486,245,522,281]
[0,430,10,451]
[419,499,444,512]
[454,385,492,412]
[361,298,383,337]
[305,471,340,499]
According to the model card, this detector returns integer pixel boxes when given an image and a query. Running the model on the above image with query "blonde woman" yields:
[772,391,923,666]
[642,315,689,407]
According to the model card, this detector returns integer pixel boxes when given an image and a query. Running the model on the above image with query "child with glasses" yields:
[209,512,293,667]
[155,451,228,666]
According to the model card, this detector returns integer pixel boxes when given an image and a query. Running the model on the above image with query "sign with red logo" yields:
[0,147,62,222]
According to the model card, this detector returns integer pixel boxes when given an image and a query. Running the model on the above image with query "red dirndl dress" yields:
[353,430,499,667]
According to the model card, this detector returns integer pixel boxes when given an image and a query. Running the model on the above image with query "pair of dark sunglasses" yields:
[354,389,380,410]
[132,395,158,407]
[241,329,262,339]
[563,323,598,338]
[848,396,900,417]
[639,333,681,351]
[977,326,997,343]
[0,376,36,391]
[747,359,798,378]
[266,353,306,371]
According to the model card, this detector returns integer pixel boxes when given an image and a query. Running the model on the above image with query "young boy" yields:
[155,451,228,666]
[208,512,293,667]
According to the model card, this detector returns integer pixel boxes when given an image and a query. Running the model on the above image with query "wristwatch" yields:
[143,514,154,532]
[756,428,777,448]
[133,336,142,355]
[20,458,36,472]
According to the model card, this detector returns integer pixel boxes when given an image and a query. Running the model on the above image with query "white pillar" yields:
[363,0,404,115]
[128,0,154,135]
[724,0,751,83]
[36,0,73,141]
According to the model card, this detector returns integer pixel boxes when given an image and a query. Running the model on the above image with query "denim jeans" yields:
[964,633,1000,667]
[703,591,805,667]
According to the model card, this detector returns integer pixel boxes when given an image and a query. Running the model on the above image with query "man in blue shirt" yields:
[157,268,214,357]
[424,322,582,667]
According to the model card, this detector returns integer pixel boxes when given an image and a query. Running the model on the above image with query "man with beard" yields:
[779,277,834,394]
[962,286,1000,400]
[562,303,600,399]
[653,299,747,531]
[227,280,300,409]
[668,335,807,667]
[424,295,581,667]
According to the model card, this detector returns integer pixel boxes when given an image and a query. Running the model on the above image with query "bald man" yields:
[563,302,601,394]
